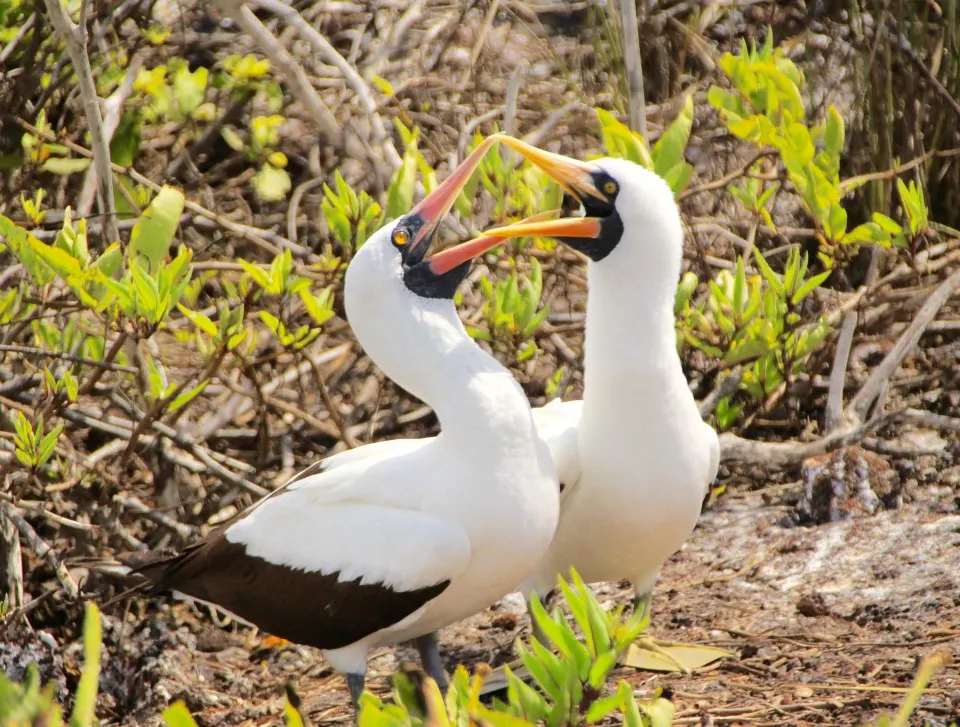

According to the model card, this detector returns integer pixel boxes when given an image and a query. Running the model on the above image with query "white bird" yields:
[132,140,560,706]
[477,139,721,652]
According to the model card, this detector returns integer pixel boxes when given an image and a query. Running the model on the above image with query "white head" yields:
[474,139,686,310]
[343,140,513,403]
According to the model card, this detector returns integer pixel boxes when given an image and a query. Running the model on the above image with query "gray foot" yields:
[633,590,653,622]
[415,632,449,692]
[346,672,366,708]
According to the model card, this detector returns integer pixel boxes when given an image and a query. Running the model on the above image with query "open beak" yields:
[407,135,499,260]
[425,210,562,275]
[477,215,603,243]
[487,133,607,203]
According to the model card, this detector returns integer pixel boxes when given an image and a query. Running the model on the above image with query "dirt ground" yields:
[45,467,954,727]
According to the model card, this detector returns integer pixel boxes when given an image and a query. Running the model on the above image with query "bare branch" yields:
[41,0,120,245]
[0,502,79,600]
[618,0,647,139]
[248,0,401,170]
[77,54,141,218]
[847,264,960,423]
[825,248,880,432]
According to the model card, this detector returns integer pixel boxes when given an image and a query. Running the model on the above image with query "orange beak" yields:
[486,133,607,203]
[407,135,499,254]
[425,210,562,274]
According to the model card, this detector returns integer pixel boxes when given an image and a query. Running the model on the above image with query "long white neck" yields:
[344,239,535,453]
[580,190,697,424]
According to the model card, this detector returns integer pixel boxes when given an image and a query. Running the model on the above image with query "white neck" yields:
[579,165,696,421]
[344,233,534,452]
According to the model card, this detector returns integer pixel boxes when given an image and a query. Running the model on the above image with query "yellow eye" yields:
[393,229,410,246]
[603,180,618,195]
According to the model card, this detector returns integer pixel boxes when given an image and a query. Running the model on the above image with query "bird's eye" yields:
[603,180,618,195]
[393,229,410,246]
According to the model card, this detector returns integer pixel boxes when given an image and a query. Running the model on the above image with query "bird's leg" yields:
[630,588,691,674]
[415,632,450,693]
[633,589,652,622]
[346,672,366,708]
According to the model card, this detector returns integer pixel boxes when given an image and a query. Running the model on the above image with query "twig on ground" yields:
[41,0,120,245]
[618,0,647,138]
[469,0,500,71]
[115,496,196,541]
[0,344,139,373]
[846,264,960,423]
[719,409,903,467]
[0,501,79,600]
[306,354,359,448]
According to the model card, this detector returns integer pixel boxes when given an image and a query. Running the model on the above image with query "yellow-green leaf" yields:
[130,185,184,272]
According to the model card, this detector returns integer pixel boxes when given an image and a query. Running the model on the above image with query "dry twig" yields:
[41,0,121,245]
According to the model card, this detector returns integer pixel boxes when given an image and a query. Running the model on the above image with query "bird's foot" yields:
[346,672,366,708]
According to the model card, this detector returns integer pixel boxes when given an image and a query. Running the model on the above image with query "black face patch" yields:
[557,170,624,262]
[403,259,472,300]
[392,213,473,301]
[392,214,428,265]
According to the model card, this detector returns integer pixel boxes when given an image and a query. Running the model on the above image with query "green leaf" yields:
[252,163,291,202]
[387,146,418,220]
[168,381,209,413]
[0,215,55,284]
[791,270,831,305]
[41,157,91,175]
[36,425,62,468]
[754,252,785,297]
[587,649,618,689]
[584,688,624,723]
[130,185,184,271]
[173,65,208,117]
[653,94,694,178]
[161,701,199,727]
[177,304,218,337]
[130,261,161,322]
[70,603,102,727]
[12,411,33,448]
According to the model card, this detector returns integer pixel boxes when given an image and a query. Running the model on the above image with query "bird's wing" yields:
[532,398,583,498]
[134,452,471,651]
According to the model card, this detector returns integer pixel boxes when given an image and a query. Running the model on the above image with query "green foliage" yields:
[21,110,91,177]
[359,570,673,727]
[10,410,62,471]
[0,602,304,727]
[0,602,100,727]
[678,250,830,421]
[708,31,933,270]
[321,169,385,255]
[469,258,550,363]
[596,96,695,197]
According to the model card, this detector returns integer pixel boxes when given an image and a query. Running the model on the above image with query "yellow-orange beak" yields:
[476,215,603,244]
[487,133,607,203]
[426,210,562,274]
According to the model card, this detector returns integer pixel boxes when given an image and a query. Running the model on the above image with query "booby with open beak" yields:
[132,138,560,706]
[472,137,721,662]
